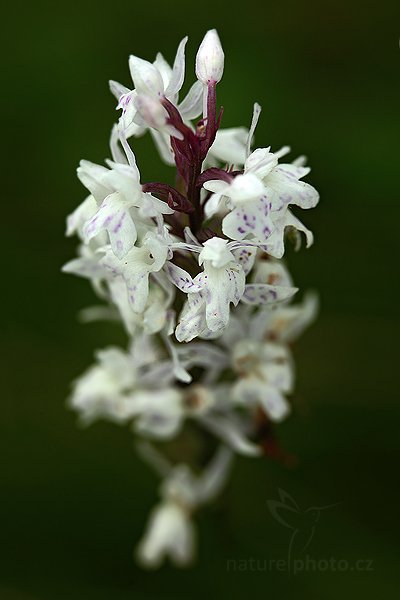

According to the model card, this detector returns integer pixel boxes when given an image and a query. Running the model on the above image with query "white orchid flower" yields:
[128,388,185,440]
[172,238,246,341]
[137,500,195,569]
[203,146,319,253]
[204,172,275,242]
[101,232,169,313]
[77,159,172,259]
[137,446,232,568]
[68,347,138,425]
[108,275,173,336]
[231,339,293,422]
[110,37,203,147]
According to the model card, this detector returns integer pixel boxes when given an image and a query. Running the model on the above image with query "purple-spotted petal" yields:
[268,164,319,211]
[241,283,298,305]
[124,272,149,313]
[204,266,245,332]
[222,195,274,243]
[164,262,203,293]
[231,246,257,275]
[175,297,208,342]
[83,193,137,258]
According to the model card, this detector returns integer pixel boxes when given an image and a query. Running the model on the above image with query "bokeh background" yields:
[2,0,399,597]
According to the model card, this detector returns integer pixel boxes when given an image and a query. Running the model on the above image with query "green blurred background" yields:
[2,0,399,597]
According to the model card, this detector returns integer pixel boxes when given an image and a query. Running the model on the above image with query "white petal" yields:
[142,299,168,335]
[109,125,128,165]
[107,277,138,335]
[292,155,307,167]
[150,129,175,165]
[109,79,131,101]
[153,52,172,88]
[261,362,294,394]
[116,90,139,133]
[119,239,168,312]
[131,389,184,439]
[103,160,141,193]
[179,342,228,371]
[140,192,174,218]
[134,93,169,131]
[66,196,98,237]
[245,147,277,179]
[233,378,290,422]
[199,414,261,456]
[204,193,223,219]
[62,256,105,280]
[183,227,201,247]
[246,102,262,158]
[125,272,150,313]
[165,36,188,98]
[267,292,319,343]
[209,127,248,165]
[129,55,164,97]
[259,385,291,422]
[274,145,291,160]
[77,160,111,203]
[252,259,293,287]
[265,209,314,258]
[195,446,233,504]
[178,81,203,120]
[202,179,230,195]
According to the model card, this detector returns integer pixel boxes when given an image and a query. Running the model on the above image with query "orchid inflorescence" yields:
[63,29,319,568]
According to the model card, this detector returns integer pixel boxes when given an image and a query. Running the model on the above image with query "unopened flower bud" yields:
[195,29,224,84]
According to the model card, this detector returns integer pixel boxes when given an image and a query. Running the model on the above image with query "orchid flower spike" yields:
[64,29,320,569]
